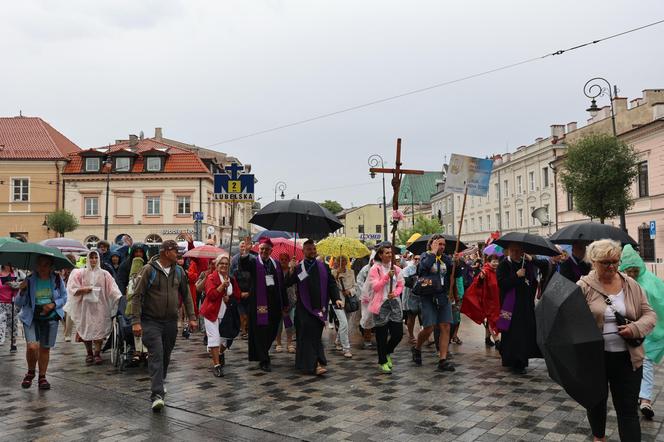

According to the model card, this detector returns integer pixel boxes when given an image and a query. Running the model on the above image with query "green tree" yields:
[397,216,443,244]
[560,134,639,223]
[320,200,343,214]
[46,209,79,237]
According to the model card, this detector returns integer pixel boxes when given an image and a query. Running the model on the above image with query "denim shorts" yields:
[420,295,452,327]
[23,319,59,348]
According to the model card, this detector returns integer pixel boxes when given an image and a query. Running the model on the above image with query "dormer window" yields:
[115,157,131,172]
[85,157,101,172]
[146,157,162,172]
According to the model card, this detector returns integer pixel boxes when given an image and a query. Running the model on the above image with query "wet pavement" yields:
[1,317,662,441]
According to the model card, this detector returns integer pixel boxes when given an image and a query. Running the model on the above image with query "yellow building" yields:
[0,116,80,241]
[335,204,387,244]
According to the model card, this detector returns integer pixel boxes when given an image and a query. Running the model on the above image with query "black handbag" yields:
[412,258,443,297]
[338,277,359,313]
[601,293,644,348]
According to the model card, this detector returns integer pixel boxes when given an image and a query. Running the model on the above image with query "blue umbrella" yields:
[252,230,293,242]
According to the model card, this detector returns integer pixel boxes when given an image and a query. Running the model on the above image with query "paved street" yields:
[1,318,663,441]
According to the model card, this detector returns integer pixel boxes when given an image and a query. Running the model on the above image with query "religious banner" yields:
[445,154,494,196]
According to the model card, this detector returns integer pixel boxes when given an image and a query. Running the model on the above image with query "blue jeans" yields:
[640,357,654,401]
[333,307,350,351]
[23,319,59,349]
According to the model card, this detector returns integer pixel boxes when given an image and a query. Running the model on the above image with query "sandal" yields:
[37,376,50,390]
[640,402,655,419]
[315,364,328,376]
[94,354,103,365]
[451,337,463,345]
[275,344,283,353]
[85,354,94,365]
[21,371,35,388]
[287,344,295,354]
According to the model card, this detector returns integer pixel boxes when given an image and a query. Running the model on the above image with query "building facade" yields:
[397,171,443,231]
[335,204,386,243]
[63,134,249,248]
[430,165,456,235]
[0,116,80,242]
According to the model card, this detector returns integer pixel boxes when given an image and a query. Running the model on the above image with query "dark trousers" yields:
[141,318,177,400]
[375,321,403,365]
[586,351,642,441]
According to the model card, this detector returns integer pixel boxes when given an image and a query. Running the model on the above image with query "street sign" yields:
[650,220,656,239]
[213,163,255,202]
[193,211,204,221]
[359,233,382,241]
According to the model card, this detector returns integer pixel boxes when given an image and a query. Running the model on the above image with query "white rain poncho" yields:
[65,251,122,341]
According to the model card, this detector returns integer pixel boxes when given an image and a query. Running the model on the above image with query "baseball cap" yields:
[160,240,179,252]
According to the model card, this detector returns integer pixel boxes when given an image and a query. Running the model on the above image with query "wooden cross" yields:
[369,138,424,213]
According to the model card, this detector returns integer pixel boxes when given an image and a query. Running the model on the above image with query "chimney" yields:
[567,122,577,132]
[630,98,643,109]
[550,124,565,140]
[139,130,144,140]
[612,97,628,113]
[653,103,664,121]
[129,134,138,147]
[155,127,163,140]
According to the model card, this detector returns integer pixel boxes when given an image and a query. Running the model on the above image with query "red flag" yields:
[460,262,501,333]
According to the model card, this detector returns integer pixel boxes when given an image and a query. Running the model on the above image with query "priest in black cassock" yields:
[559,241,591,283]
[287,239,342,376]
[496,243,548,375]
[239,237,290,372]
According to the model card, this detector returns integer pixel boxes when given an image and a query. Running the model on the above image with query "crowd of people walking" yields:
[2,230,663,441]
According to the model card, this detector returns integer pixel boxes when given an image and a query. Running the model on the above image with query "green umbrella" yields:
[0,242,75,271]
[0,237,21,247]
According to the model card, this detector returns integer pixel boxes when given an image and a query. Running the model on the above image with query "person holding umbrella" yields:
[0,265,20,350]
[578,239,656,441]
[239,237,290,372]
[15,256,68,390]
[619,244,664,420]
[559,242,591,283]
[496,243,549,375]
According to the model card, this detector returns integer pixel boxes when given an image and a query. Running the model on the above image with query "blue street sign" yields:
[213,162,255,202]
[193,211,204,221]
[650,220,656,239]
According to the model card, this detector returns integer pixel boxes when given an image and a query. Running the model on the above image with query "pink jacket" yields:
[367,263,404,315]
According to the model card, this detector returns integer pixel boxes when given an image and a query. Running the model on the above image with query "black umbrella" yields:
[493,232,560,257]
[535,273,607,410]
[249,199,343,237]
[406,234,467,256]
[549,222,637,247]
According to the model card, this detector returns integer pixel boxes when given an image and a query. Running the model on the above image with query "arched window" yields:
[114,233,133,246]
[84,235,100,249]
[145,234,163,245]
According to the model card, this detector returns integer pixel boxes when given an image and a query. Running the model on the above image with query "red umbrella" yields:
[252,237,304,261]
[183,245,227,259]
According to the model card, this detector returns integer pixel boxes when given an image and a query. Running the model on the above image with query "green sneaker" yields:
[379,363,392,374]
[386,355,393,369]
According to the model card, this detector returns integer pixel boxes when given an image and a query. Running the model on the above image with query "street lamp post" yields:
[274,181,287,201]
[402,184,415,227]
[583,77,627,232]
[368,154,388,239]
[103,156,112,241]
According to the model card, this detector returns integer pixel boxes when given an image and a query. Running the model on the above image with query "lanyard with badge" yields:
[261,257,276,287]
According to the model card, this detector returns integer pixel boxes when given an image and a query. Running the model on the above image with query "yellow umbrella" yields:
[316,237,371,259]
[406,232,421,246]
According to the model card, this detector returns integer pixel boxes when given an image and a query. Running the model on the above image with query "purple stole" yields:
[569,257,583,281]
[497,260,537,332]
[297,260,329,323]
[255,256,291,328]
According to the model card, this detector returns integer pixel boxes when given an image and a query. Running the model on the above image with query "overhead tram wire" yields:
[205,18,664,147]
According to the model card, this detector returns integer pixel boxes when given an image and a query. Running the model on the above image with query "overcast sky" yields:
[2,1,663,208]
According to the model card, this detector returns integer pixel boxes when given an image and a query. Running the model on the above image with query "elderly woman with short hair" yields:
[578,239,656,442]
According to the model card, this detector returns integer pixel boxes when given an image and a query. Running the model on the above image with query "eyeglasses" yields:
[597,260,619,268]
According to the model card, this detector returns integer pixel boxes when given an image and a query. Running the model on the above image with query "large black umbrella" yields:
[406,234,467,256]
[535,273,607,410]
[549,222,637,247]
[493,232,560,257]
[249,199,343,237]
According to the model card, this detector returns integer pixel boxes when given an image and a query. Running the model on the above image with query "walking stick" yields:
[10,296,17,352]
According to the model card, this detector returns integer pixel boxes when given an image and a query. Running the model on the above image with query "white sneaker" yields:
[343,350,353,358]
[64,336,71,342]
[151,396,165,412]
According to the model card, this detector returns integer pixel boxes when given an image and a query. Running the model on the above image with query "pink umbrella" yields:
[252,237,304,261]
[183,245,227,259]
[39,238,89,254]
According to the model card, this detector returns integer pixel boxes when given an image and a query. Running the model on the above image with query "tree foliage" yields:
[397,216,443,244]
[320,200,343,214]
[560,134,639,223]
[46,209,79,237]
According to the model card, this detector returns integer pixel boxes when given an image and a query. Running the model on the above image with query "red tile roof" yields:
[64,138,209,174]
[0,116,80,159]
